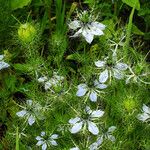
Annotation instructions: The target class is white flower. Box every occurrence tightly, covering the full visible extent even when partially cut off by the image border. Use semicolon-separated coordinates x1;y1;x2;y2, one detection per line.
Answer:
16;100;43;126
68;11;105;44
89;126;116;150
125;66;150;85
69;106;104;135
103;126;117;142
95;56;128;83
76;80;107;102
89;136;103;150
137;104;150;122
0;54;10;70
38;72;64;91
36;131;58;150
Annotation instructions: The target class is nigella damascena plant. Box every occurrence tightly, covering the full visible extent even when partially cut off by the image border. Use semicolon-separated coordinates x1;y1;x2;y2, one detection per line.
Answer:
68;10;106;44
69;106;104;135
95;55;128;83
38;72;64;91
16;100;44;126
36;131;59;150
89;126;116;150
137;104;150;123
0;54;10;71
125;65;150;85
76;80;107;102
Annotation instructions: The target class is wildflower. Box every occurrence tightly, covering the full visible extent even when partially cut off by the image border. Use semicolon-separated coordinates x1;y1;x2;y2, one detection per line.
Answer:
89;126;116;150
137;104;150;122
76;80;107;102
69;106;104;135
125;66;150;84
16;100;43;126
68;10;105;44
95;55;128;83
18;23;36;43
38;72;64;91
89;136;103;150
0;54;10;70
36;131;58;150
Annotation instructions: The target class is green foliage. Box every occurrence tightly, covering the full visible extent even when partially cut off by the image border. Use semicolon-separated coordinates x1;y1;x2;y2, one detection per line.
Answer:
0;0;149;150
11;0;32;10
122;0;140;10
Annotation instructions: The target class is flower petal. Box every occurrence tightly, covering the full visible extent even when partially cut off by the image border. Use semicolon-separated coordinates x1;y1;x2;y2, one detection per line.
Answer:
113;68;124;79
89;91;97;102
107;134;116;142
76;84;88;97
88;121;99;135
115;63;128;71
99;69;109;83
36;136;43;141
89;25;104;36
107;126;117;133
0;55;4;61
50;140;58;146
89;142;98;150
51;134;58;139
69;117;81;124
91;110;104;118
16;110;27;117
41;131;46;136
26;99;33;106
28;115;35;125
95;61;106;68
38;76;48;83
0;61;10;70
42;143;47;150
94;80;107;89
71;28;82;37
36;140;44;146
68;20;81;30
91;22;106;30
82;28;94;44
44;81;52;90
97;136;103;145
142;104;150;114
85;106;92;114
70;121;83;134
137;113;150;122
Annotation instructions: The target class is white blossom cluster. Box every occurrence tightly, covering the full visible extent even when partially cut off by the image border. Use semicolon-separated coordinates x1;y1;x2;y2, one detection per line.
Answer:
14;9;150;150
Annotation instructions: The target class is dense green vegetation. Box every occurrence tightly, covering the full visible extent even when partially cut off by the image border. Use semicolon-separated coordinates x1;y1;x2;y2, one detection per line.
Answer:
0;0;150;150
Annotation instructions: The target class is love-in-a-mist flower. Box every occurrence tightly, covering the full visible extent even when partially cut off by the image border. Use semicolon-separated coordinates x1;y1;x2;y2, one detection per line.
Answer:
89;126;116;150
38;72;64;91
76;80;107;102
16;100;43;126
36;131;58;150
137;104;150;122
68;10;105;44
125;66;150;85
69;106;104;135
0;54;10;70
95;55;128;83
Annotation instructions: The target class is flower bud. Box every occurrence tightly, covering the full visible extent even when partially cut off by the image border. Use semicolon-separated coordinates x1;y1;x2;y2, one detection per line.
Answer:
18;23;36;43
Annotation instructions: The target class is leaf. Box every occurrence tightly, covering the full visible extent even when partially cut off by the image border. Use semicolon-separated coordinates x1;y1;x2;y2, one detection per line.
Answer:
132;24;144;35
122;0;140;10
13;64;33;73
11;0;32;10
